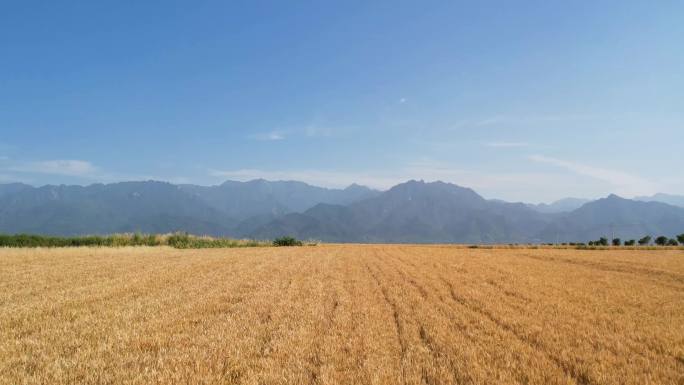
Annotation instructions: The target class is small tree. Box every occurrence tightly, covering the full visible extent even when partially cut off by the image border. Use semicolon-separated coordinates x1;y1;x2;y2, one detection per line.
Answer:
654;236;668;246
638;236;652;246
598;237;608;246
667;238;679;246
612;238;621;246
677;234;684;245
624;239;636;246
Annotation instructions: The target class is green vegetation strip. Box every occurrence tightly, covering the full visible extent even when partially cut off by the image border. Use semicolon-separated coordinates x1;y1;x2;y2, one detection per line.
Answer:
0;234;307;249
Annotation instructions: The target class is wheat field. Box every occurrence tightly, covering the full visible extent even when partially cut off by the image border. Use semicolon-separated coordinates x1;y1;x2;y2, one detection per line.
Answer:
1;245;682;385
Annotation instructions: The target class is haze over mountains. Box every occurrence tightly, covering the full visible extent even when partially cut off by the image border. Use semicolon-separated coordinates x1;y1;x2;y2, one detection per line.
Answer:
1;180;683;243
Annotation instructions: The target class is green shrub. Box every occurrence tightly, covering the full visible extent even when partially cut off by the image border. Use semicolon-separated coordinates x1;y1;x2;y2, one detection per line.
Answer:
273;236;303;247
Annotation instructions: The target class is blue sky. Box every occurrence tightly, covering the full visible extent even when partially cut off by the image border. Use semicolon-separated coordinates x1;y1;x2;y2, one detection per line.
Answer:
1;1;682;202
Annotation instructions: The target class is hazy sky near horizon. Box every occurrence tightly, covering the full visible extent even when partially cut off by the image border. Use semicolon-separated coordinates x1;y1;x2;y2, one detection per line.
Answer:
1;1;682;203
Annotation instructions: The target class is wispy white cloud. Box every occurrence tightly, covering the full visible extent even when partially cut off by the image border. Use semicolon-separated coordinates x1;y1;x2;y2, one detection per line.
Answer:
528;155;659;197
248;131;285;141
484;142;529;148
451;114;592;129
10;160;98;177
1;157;199;185
251;123;346;141
399;97;407;104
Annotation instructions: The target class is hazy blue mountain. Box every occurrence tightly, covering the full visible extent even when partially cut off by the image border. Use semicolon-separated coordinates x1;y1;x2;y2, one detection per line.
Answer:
0;181;236;236
0;183;32;198
0;180;379;237
251;183;684;243
2;180;683;243
180;179;380;221
537;194;684;242
526;197;591;213
635;193;684;208
250;180;552;243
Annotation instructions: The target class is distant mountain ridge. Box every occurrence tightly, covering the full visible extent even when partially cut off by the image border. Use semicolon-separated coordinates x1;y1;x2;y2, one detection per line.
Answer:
248;182;684;243
0;183;32;198
1;180;683;243
635;193;684;208
0;181;235;236
0;180;379;236
537;194;684;242
180;179;379;221
250;180;551;243
526;197;591;213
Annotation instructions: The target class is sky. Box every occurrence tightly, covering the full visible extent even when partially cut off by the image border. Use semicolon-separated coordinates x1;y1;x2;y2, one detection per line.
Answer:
1;1;682;203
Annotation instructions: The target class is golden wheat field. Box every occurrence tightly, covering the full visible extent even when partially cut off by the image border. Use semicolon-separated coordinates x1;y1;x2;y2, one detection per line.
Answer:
1;245;683;385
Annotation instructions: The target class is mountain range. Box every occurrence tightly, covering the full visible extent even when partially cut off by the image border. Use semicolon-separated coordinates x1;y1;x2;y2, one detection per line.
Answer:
1;180;683;243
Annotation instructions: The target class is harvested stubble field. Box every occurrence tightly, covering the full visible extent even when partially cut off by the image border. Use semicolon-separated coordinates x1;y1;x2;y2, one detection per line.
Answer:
1;245;683;385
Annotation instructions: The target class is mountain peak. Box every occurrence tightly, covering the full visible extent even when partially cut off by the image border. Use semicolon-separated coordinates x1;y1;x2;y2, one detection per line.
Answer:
344;183;372;191
379;180;485;209
247;178;269;184
390;180;475;193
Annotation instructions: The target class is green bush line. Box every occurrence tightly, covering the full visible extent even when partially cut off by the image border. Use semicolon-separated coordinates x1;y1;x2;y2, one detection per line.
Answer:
166;234;271;249
272;236;303;247
0;233;279;249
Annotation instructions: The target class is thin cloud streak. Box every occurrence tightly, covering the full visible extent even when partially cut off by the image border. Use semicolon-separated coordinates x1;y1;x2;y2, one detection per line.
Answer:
528;155;659;197
248;131;285;141
2;158;187;184
10;160;98;177
249;125;338;141
485;142;529;148
450;114;593;129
